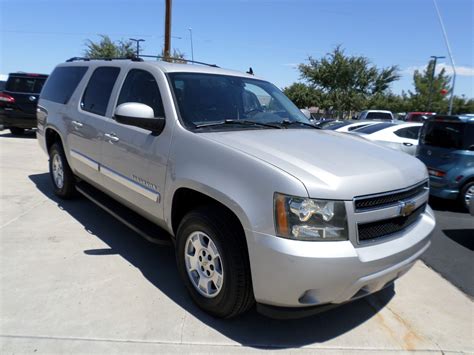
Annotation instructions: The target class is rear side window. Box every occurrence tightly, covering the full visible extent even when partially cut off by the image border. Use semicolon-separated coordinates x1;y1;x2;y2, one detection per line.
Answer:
41;67;88;104
394;126;421;139
81;67;120;116
6;76;46;94
117;69;164;117
420;121;470;149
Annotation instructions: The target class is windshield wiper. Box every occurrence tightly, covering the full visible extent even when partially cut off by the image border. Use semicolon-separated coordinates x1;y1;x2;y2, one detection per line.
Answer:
194;119;282;129
275;120;321;129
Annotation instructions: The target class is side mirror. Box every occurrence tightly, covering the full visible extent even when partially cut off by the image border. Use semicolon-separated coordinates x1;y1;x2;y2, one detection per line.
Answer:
114;103;165;135
300;108;312;120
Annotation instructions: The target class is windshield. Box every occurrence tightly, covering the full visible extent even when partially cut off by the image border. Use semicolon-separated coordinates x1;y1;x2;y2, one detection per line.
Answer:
420;121;474;150
366;112;392;120
354;122;396;134
168;73;310;130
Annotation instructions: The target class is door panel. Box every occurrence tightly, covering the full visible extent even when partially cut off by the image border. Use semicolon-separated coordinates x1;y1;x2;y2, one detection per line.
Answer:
100;68;168;221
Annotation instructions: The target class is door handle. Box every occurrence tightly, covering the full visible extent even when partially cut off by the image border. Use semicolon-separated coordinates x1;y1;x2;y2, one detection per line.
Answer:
403;142;413;146
104;133;119;142
71;120;83;128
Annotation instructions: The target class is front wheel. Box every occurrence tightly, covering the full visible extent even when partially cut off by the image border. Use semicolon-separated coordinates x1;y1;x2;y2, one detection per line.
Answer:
49;143;76;199
176;206;254;318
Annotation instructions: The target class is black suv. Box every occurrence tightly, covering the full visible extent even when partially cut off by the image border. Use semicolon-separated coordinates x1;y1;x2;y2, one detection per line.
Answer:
0;72;48;135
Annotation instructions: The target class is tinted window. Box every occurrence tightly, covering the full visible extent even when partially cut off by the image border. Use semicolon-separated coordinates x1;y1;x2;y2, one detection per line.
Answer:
354;122;396;134
420;121;472;149
325;121;353;130
348;123;371;131
394;126;421;139
366;112;392;120
6;76;46;94
81;67;120;116
117;69;164;117
41;66;88;104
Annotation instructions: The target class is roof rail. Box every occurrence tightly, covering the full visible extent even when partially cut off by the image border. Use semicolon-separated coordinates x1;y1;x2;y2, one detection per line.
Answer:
65;56;143;63
139;54;219;68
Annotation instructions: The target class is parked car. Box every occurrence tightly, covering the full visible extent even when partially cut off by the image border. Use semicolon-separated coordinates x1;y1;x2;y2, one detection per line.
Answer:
351;122;422;155
37;58;435;319
332;120;380;133
417;115;474;210
0;72;48;135
357;110;394;121
405;112;436;122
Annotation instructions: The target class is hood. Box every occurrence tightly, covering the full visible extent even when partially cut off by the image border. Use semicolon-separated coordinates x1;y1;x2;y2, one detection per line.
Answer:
202;129;428;200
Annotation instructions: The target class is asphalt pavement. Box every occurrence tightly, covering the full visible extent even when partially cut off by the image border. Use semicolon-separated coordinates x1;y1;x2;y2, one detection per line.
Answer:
422;197;474;297
0;130;473;354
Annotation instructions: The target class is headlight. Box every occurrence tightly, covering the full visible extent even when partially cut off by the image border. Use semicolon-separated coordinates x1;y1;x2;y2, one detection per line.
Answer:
274;193;348;241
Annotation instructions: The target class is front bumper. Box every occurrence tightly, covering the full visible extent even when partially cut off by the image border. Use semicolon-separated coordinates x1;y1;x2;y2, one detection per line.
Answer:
246;205;435;310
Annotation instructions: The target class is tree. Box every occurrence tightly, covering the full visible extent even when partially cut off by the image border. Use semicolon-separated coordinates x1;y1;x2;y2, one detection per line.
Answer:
407;60;451;113
160;48;187;63
84;35;135;59
297;46;400;117
283;83;321;108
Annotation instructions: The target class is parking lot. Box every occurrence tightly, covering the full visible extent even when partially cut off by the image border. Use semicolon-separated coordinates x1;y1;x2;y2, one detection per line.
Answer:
0;130;473;354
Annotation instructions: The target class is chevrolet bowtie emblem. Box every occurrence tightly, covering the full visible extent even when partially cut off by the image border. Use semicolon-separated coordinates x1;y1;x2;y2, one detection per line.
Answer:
399;201;416;217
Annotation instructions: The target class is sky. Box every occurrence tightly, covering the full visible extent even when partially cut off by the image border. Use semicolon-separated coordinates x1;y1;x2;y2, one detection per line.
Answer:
1;0;473;97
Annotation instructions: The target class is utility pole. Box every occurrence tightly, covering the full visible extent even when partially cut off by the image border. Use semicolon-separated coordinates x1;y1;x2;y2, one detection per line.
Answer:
433;0;456;115
164;0;172;60
428;55;445;111
129;38;145;57
188;27;194;61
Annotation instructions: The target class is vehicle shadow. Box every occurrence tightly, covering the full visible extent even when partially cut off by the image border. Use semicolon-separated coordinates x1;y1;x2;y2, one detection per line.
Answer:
29;172;395;349
429;196;466;213
443;229;474;251
0;129;37;139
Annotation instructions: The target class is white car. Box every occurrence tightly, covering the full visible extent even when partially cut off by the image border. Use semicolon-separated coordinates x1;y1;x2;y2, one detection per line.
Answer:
352;122;423;155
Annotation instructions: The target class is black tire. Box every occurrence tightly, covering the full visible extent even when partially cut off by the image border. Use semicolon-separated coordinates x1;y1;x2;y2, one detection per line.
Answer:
48;142;76;199
459;181;474;211
176;206;254;318
9;127;25;135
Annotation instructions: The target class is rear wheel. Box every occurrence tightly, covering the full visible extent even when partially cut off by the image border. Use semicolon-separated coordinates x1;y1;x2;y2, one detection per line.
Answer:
176;206;254;318
460;181;474;211
9;127;25;135
49;142;76;199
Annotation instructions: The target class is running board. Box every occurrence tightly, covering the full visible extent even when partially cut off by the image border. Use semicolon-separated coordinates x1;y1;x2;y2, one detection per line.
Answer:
76;181;172;246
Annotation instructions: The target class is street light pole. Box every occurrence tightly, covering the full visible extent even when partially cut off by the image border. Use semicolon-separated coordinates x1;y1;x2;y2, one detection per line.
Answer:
188;27;194;61
428;55;445;111
129;38;145;57
433;0;456;115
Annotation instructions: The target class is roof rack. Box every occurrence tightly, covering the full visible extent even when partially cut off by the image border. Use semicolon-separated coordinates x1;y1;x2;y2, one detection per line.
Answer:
65;55;219;68
66;56;143;62
139;54;219;68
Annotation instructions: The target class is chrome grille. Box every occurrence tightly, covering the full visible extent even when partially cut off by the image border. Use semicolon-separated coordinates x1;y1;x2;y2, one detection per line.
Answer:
358;204;426;242
354;181;428;212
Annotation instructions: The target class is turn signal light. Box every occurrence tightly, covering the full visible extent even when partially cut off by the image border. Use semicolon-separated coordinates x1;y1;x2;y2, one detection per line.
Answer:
428;168;446;177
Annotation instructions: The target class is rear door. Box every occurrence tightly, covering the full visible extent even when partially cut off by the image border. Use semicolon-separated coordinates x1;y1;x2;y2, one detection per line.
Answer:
68;66;121;183
392;126;421;155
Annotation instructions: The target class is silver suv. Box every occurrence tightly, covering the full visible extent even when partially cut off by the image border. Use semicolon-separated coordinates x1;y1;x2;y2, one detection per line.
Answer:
37;58;435;318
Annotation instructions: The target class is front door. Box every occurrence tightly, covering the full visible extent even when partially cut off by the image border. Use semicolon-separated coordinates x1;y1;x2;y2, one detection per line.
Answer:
100;68;169;222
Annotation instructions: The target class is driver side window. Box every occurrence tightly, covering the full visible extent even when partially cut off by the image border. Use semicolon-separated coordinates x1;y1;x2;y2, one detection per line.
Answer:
117;69;165;117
